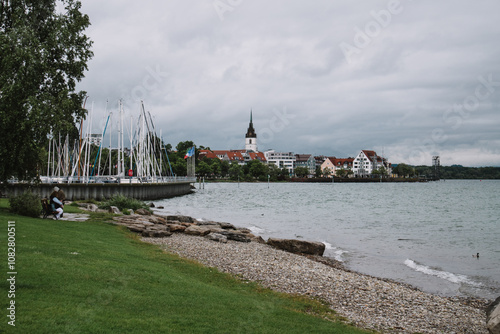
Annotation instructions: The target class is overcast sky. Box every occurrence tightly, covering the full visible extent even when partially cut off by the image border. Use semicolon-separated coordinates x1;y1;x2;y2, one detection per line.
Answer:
76;0;500;167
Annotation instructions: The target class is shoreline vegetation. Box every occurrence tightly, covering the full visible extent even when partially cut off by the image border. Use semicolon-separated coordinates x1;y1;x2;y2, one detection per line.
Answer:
0;198;492;333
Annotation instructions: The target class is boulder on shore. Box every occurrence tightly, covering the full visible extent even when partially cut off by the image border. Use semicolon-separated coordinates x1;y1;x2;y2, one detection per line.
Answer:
219;230;251;243
205;233;228;243
166;215;194;223
135;208;152;216
266;238;325;256
184;225;214;236
108;206;121;214
487;296;500;334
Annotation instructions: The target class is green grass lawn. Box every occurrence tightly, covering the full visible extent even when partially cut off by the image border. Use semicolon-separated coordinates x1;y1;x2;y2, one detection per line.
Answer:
0;199;369;333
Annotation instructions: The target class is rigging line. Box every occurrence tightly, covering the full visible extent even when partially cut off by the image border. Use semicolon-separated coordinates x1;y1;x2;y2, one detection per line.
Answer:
163;138;174;177
91;112;111;177
147;110;163;177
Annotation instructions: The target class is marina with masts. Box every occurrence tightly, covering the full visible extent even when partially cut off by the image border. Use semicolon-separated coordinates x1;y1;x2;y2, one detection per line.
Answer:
42;100;195;185
6;100;196;201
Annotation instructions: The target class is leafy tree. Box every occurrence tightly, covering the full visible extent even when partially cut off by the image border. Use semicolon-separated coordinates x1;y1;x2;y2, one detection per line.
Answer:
176;141;195;159
0;0;93;184
220;160;230;178
294;166;309;177
372;167;388;178
196;161;212;177
171;159;187;176
267;163;281;181
393;163;415;178
315;166;323;178
248;159;266;180
278;167;290;181
228;162;243;181
336;168;348;178
209;159;222;177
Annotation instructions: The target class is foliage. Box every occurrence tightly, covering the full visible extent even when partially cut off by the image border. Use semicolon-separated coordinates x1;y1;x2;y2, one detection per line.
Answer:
392;163;415;177
322;167;332;178
248;159;267;180
315;166;322;177
228;162;243;181
372;167;389;177
8;190;41;217
100;195;149;212
294;166;309;177
414;165;500;179
0;0;93;183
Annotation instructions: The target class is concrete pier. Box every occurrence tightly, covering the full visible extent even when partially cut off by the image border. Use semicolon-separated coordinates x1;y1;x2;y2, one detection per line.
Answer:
3;181;194;201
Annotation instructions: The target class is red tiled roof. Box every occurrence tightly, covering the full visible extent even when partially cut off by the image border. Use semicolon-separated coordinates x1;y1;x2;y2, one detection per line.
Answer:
362;150;377;159
226;151;244;161
249;152;267;162
199;149;218;159
332;158;354;166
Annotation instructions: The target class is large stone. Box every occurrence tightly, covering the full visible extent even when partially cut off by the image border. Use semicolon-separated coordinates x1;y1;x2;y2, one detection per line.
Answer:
127;225;145;233
219;231;251;243
197;221;220;226
108;206;121;214
167;224;187;233
266;238;325;256
147;215;167;225
135;208;152;216
141;225;171;238
219;222;236;230
487;296;500;334
184;225;212;236
205;233;228;243
166;215;194;223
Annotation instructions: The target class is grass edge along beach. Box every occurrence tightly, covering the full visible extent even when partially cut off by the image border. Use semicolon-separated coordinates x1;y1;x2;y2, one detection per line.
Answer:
0;199;368;334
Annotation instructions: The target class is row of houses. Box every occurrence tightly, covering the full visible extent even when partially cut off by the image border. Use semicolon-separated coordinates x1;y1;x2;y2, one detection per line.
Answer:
199;148;391;178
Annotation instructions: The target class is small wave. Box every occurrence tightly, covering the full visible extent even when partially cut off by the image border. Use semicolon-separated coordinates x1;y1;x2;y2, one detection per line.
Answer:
248;226;265;235
322;241;333;250
404;259;480;286
333;249;348;262
322;242;348;262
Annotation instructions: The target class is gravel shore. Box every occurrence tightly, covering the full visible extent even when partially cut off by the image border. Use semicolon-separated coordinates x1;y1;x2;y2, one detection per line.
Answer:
143;234;489;333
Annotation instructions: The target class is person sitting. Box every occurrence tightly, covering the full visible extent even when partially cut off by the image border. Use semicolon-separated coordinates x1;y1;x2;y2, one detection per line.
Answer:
49;186;64;220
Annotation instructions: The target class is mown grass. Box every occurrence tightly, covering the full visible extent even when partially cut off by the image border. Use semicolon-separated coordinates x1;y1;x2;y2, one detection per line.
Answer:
0;199;369;333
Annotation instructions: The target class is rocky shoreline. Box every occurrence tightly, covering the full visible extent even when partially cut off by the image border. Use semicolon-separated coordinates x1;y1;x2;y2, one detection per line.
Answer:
111;210;492;333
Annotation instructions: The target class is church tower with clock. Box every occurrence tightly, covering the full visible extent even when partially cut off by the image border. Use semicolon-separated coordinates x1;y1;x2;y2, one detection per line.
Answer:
245;111;257;152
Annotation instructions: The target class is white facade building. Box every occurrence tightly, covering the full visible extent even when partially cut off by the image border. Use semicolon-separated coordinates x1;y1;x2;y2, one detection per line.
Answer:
352;150;390;177
264;150;296;175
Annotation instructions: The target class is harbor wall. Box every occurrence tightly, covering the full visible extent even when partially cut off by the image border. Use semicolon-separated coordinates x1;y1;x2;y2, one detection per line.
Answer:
3;182;194;201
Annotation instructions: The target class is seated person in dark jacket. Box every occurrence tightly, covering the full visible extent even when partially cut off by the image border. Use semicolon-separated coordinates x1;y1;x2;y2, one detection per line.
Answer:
49;186;64;220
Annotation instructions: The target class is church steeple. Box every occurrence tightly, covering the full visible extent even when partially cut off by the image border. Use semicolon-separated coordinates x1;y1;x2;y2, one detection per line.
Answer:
245;110;257;152
246;110;256;139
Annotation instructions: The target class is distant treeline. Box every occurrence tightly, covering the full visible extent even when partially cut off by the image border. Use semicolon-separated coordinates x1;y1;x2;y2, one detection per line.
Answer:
414;165;500;179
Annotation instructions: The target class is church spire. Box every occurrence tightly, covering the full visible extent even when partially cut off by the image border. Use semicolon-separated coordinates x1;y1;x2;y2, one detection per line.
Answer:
246;110;256;138
245;110;257;152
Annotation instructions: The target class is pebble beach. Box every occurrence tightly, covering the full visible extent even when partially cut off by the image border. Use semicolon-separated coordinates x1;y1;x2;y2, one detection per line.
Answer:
143;233;489;334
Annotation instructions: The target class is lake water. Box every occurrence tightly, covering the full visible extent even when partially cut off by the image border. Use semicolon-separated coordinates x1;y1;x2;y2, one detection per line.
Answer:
154;180;500;301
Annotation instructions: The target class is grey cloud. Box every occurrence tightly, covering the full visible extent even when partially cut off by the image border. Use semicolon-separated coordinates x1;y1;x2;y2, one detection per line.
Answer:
77;0;500;167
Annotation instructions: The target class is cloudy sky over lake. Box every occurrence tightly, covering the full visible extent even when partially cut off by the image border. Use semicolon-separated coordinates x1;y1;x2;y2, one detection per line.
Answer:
77;0;500;167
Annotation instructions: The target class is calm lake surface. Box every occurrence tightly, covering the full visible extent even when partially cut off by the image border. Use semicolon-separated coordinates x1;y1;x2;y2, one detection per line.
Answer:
154;180;500;300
